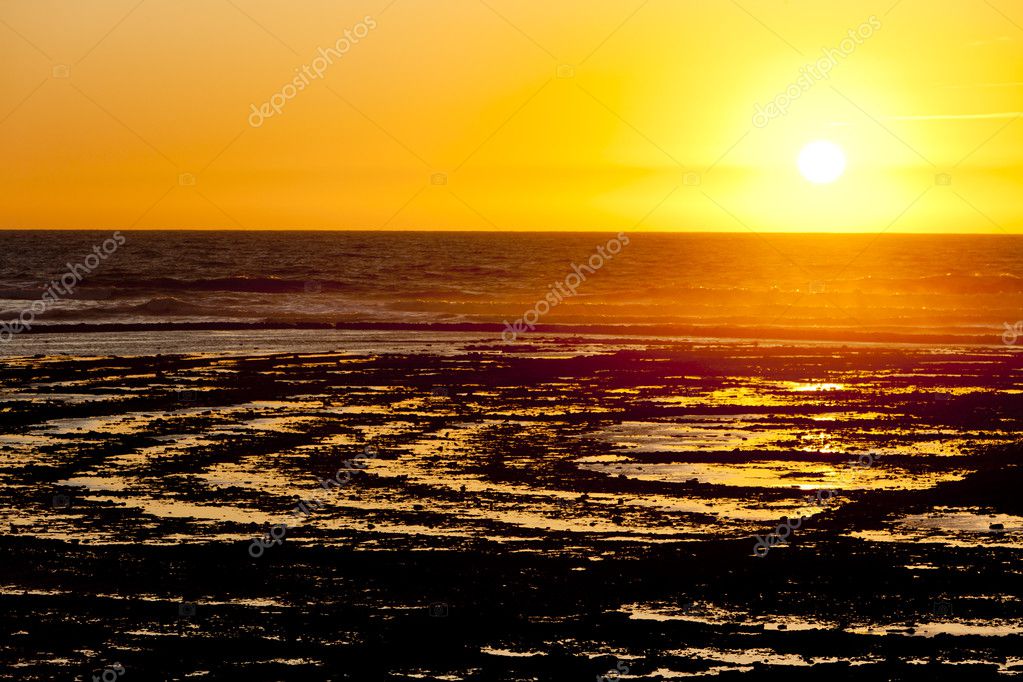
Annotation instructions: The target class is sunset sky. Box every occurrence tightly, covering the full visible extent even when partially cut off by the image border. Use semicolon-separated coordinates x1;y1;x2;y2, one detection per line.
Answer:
1;0;1020;231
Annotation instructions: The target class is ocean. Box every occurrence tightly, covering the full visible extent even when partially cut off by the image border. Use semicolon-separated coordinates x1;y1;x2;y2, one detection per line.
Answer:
1;231;1022;349
3;231;1023;679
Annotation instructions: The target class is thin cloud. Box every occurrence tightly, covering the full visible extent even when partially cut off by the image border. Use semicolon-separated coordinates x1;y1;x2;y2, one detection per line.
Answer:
939;81;1023;89
963;36;1014;46
883;112;1023;121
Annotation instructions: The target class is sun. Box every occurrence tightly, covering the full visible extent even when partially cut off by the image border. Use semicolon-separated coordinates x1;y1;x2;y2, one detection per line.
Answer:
797;140;846;184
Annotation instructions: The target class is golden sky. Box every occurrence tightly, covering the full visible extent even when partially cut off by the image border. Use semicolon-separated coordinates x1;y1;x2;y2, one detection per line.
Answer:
1;0;1020;231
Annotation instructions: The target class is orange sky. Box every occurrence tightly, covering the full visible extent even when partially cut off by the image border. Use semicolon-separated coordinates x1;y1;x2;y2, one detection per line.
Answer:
1;0;1020;231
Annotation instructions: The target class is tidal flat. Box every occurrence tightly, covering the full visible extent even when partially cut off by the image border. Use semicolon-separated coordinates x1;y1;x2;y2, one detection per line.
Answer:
1;335;1021;680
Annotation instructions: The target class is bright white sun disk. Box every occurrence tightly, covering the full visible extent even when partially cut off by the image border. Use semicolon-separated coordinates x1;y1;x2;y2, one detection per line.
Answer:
798;140;846;184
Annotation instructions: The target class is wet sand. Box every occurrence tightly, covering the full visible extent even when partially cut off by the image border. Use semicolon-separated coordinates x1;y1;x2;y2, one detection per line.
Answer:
1;334;1022;680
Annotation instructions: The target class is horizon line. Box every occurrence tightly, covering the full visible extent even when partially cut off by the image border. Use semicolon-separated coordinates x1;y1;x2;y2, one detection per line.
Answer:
0;228;1020;236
